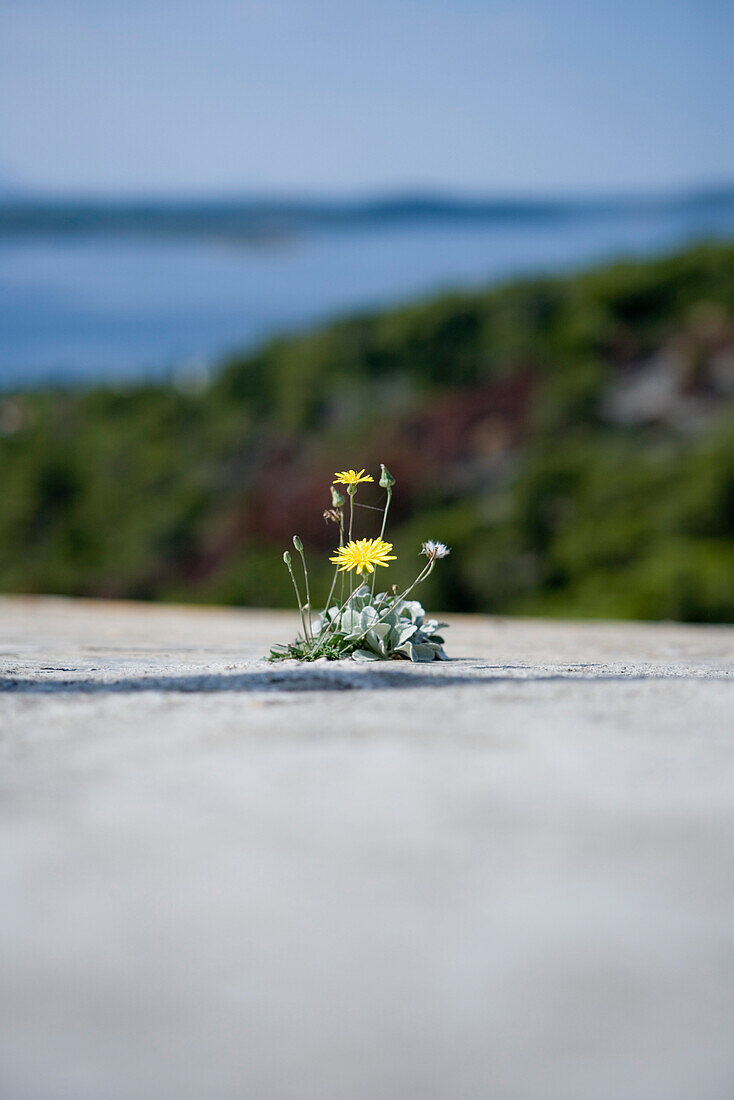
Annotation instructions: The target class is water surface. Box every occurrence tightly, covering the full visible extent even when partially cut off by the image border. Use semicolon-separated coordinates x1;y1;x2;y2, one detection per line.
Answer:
1;201;733;387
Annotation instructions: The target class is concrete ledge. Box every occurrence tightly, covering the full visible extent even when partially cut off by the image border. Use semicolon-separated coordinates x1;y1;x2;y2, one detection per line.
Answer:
1;597;733;1099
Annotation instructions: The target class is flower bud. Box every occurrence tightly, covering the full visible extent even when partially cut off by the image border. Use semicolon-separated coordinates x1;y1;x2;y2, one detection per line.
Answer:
292;535;303;552
283;551;292;566
379;463;396;489
330;485;345;508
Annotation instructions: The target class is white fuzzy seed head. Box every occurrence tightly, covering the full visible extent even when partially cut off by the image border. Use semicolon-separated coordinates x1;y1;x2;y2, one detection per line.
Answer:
421;540;450;561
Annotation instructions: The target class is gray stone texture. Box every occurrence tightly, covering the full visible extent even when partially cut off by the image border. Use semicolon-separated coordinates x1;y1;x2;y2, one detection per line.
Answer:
1;596;733;1100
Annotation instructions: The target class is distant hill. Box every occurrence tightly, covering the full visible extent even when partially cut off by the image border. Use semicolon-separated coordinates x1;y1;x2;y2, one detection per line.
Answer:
2;187;734;243
1;241;733;621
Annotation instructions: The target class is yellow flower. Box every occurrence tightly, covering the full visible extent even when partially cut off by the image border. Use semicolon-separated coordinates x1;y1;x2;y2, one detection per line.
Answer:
329;537;396;575
332;468;374;487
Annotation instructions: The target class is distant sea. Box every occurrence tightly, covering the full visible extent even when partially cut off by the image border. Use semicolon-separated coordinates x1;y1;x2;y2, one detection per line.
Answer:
1;192;733;388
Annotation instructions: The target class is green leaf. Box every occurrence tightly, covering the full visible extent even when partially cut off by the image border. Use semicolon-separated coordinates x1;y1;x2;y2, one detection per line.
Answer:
365;622;392;656
410;643;438;662
351;649;384;662
399;600;425;623
394;622;418;647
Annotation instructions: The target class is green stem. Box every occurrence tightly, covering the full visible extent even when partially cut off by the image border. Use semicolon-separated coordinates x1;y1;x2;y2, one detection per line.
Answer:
285;560;309;643
322;512;344;621
371;486;392;598
339;512;345;605
347;488;356;600
310;581;367;657
295;544;313;643
323;567;340;618
379;490;392;540
311;513;352;658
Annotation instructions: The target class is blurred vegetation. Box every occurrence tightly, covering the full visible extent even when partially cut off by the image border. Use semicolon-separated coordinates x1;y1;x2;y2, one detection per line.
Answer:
1;241;734;621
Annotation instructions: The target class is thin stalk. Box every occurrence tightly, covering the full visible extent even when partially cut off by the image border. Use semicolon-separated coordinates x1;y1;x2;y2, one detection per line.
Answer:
323;567;340;619
347;487;356;600
284;559;309;643
379;489;392;540
322;511;344;620
310;581;367;657
339;512;345;605
371;486;392;598
295;543;313;643
348;490;355;542
311;512;355;657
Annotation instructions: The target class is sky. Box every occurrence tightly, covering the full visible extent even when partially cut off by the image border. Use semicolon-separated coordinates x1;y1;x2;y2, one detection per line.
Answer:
0;0;732;197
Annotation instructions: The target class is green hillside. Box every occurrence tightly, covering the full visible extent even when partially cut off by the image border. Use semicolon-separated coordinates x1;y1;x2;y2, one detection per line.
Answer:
2;241;734;621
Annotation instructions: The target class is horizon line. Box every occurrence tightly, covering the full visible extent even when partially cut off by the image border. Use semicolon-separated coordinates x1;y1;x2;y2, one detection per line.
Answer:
3;179;734;207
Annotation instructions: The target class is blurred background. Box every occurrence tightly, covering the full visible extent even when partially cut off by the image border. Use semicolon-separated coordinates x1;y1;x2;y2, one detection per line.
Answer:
1;0;733;619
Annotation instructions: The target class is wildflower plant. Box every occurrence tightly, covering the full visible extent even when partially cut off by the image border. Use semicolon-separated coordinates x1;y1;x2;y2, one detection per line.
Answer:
269;465;450;663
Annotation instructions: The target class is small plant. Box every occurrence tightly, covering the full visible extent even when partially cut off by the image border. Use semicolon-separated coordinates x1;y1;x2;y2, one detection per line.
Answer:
269;466;450;662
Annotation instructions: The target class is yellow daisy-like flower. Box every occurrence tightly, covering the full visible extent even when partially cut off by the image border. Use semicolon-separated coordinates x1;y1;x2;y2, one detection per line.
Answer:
332;468;374;487
329;537;396;575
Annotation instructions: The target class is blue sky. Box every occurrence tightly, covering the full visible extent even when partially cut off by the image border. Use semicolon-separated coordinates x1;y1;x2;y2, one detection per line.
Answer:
0;0;732;196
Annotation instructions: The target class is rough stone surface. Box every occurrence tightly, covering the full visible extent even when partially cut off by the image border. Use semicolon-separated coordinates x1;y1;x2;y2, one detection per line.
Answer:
1;595;733;1100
